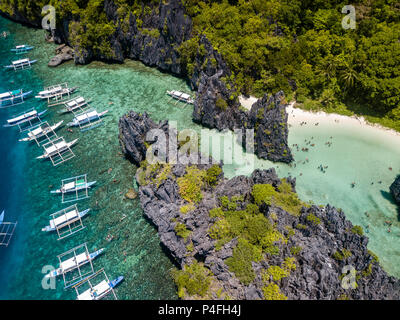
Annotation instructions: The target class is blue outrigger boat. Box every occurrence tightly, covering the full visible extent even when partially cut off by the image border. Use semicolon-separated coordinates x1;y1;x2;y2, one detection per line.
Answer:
3;108;47;128
11;45;34;54
44;248;105;280
4;58;37;71
0;89;32;108
76;275;124;300
0;210;4;224
41;208;90;233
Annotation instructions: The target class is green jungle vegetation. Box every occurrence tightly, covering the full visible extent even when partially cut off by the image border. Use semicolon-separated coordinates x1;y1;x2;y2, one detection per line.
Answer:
1;0;399;130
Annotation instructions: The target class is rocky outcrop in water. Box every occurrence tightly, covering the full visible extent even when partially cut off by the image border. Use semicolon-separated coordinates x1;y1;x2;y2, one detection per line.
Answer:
390;175;400;205
48;44;74;67
119;111;170;166
119;111;400;300
1;0;293;164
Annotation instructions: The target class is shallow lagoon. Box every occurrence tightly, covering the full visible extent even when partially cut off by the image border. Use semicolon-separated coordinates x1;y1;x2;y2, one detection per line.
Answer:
0;16;399;300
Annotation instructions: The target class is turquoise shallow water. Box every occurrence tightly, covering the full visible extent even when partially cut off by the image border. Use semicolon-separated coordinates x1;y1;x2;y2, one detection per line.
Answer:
0;16;400;300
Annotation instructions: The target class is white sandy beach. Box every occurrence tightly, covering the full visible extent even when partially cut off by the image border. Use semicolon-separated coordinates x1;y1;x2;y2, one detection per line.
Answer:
286;102;400;141
239;95;400;140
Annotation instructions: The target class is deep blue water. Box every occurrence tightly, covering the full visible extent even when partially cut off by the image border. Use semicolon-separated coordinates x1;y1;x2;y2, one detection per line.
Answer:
0;18;43;298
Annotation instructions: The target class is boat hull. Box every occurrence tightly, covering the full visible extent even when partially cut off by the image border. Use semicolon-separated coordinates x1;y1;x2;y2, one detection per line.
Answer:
36;138;78;159
44;248;105;279
35;87;78;99
18;121;63;142
41;208;90;232
50;181;96;194
3;109;47;127
0;90;32;108
67;110;109;127
4;59;37;69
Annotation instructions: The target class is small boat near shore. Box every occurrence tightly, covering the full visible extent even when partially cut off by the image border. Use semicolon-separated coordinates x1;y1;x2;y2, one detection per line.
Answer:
3;108;47;128
67;109;108;130
36;138;78;159
4;58;37;70
19;121;63;143
75;270;124;300
42;207;90;233
67;109;109;127
58;96;90;114
51;179;96;195
11;44;34;54
35;83;78;100
167;90;194;104
0;89;32;108
44;248;104;279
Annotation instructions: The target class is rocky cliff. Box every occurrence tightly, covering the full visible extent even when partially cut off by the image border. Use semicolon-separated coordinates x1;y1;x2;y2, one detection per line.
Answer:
390;175;400;205
119;111;400;300
1;0;292;163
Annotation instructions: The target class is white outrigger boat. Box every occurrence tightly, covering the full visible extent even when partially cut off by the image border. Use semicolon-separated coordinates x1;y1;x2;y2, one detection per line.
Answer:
58;96;90;114
75;273;124;300
19;121;63;143
11;44;34;54
67;109;109;128
0;210;17;247
44;248;104;279
4;58;37;70
3;109;47;128
35;83;77;100
42;207;90;233
0;89;32;108
36;138;78;159
167;90;194;104
51;178;96;195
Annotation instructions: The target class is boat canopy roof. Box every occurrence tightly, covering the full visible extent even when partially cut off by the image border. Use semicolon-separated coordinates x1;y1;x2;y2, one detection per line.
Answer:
12;58;29;65
64;181;76;190
60;252;88;271
39;86;62;96
30;126;44;136
7;110;36;123
45;140;68;154
77;280;110;300
76;110;98;122
0;90;23;99
50;209;78;228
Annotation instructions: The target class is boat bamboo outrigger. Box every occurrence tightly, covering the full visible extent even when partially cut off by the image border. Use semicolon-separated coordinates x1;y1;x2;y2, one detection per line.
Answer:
0;210;17;247
167;90;194;105
3;108;47;132
37;137;78;166
19;121;63;146
45;243;104;289
58;96;90;114
42;204;90;240
51;174;96;204
73;269;123;300
0;89;32;108
11;45;34;54
67;109;109;132
4;58;37;71
35;83;78;107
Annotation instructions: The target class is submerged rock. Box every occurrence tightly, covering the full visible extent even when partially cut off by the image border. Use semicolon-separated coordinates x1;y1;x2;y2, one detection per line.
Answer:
125;188;138;200
48;44;74;67
390;175;400;204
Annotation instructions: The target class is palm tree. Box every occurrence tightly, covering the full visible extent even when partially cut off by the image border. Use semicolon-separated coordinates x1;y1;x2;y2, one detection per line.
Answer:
339;63;358;90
